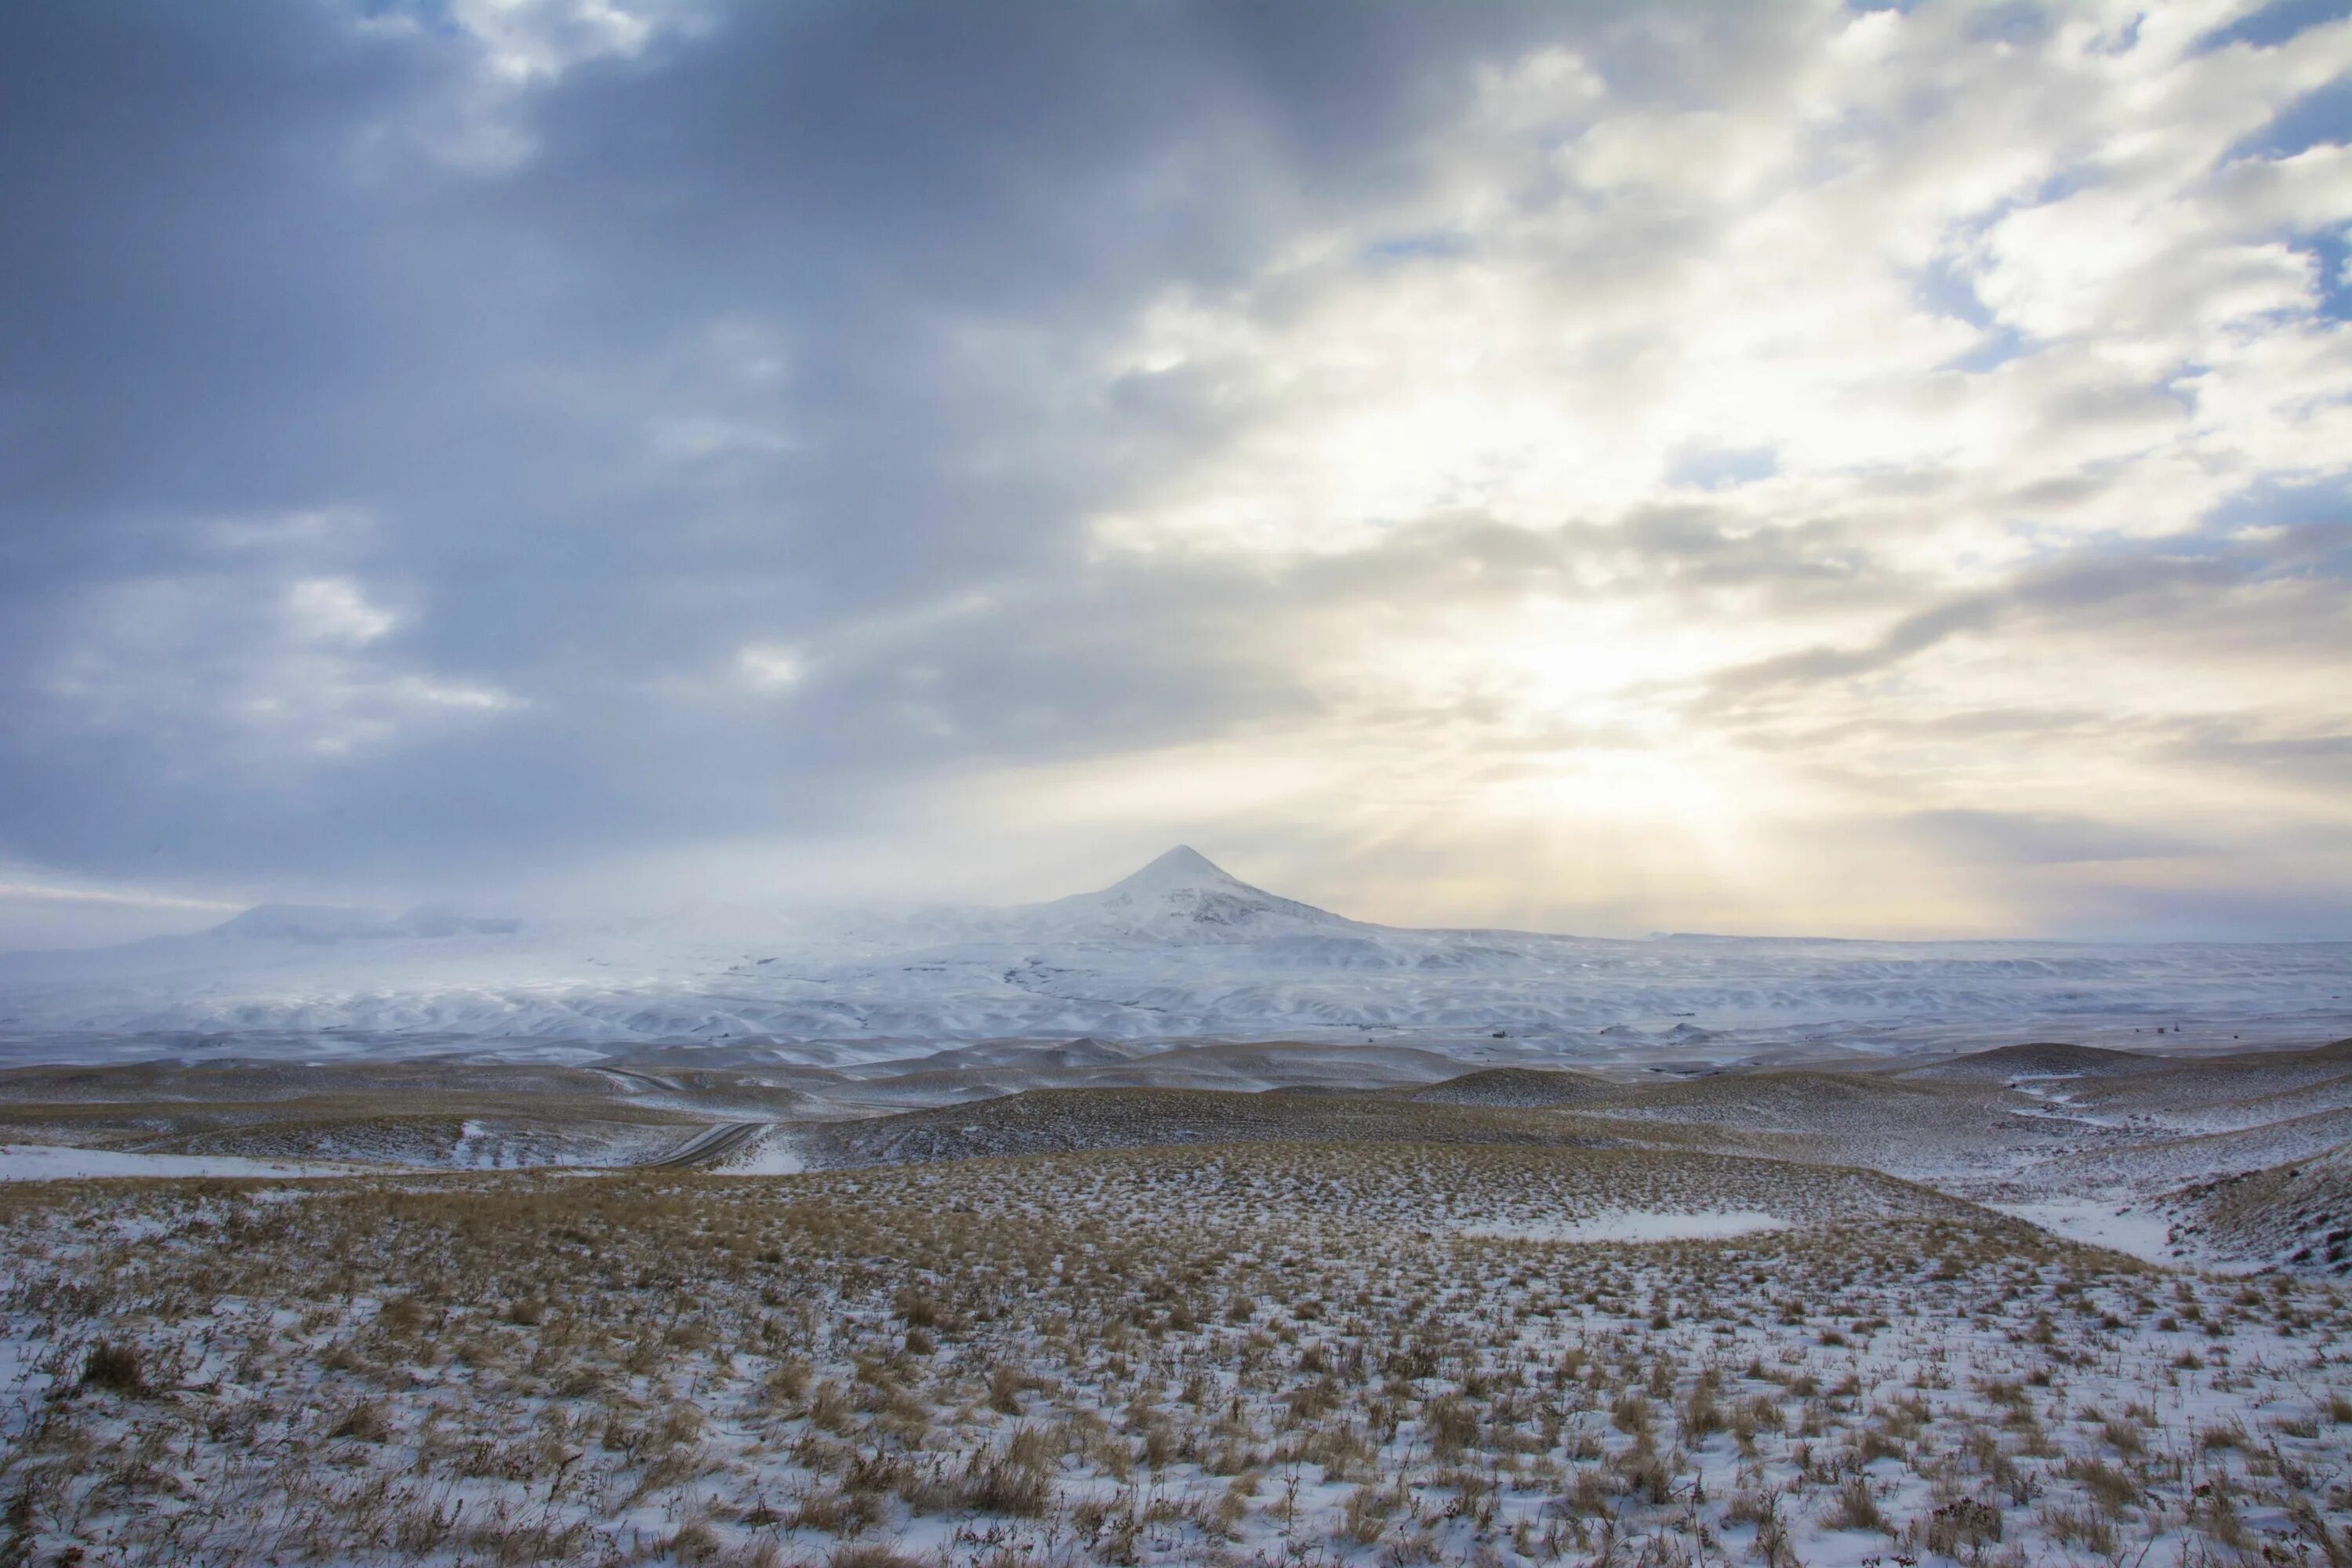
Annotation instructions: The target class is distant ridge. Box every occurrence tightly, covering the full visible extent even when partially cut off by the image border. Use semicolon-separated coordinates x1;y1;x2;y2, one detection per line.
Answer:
0;846;2343;1055
216;905;521;943
1900;1042;2156;1080
1401;1067;1610;1107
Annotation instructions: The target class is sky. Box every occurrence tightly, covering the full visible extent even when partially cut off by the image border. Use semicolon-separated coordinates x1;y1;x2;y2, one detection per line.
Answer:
1;0;2349;948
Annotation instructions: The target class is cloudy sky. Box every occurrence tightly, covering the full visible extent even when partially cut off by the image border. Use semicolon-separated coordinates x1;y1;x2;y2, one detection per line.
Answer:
2;0;2348;946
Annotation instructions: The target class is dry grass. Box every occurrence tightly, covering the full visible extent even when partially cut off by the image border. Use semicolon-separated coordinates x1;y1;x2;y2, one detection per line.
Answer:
0;1140;2344;1566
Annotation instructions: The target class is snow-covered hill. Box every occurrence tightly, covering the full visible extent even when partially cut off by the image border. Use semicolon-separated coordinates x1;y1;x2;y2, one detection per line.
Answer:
1018;845;1357;940
0;848;2345;1064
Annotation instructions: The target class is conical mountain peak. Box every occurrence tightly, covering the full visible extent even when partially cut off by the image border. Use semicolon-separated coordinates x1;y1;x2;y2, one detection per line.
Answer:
1032;847;1353;940
1109;845;1244;895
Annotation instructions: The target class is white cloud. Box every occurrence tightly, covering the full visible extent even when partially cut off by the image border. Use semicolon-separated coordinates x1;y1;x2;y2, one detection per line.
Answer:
41;568;519;764
1094;6;2352;568
0;876;236;911
353;0;710;172
442;0;667;85
0;869;243;950
735;643;806;691
1046;0;2352;931
285;577;398;645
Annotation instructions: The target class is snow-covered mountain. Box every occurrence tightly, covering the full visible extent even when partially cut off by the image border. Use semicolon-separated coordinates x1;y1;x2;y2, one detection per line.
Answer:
0;849;2345;1063
1018;845;1357;941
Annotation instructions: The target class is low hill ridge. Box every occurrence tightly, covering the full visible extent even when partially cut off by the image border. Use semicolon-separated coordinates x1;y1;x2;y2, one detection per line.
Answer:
1401;1067;1610;1107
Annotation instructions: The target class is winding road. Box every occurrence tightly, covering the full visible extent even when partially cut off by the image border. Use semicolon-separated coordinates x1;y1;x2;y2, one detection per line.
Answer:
641;1120;775;1169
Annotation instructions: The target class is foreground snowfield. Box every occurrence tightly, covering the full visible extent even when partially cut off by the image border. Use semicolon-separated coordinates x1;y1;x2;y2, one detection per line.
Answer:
2;851;2345;1062
2;1146;2346;1568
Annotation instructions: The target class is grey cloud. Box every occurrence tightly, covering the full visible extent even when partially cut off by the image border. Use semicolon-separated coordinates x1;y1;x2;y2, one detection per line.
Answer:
1697;538;2310;709
1269;506;1895;612
1902;810;2201;866
1704;593;2005;702
2024;882;2352;945
1606;509;1878;592
2160;723;2352;791
0;0;1600;887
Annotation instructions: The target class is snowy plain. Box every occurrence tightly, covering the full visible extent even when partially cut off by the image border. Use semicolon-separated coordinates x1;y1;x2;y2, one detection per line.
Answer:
4;1145;2347;1567
0;849;2343;1069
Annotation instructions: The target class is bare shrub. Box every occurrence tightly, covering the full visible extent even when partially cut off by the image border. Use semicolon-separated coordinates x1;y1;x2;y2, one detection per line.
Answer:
329;1399;393;1442
80;1340;143;1396
1917;1497;2002;1558
1824;1476;1885;1534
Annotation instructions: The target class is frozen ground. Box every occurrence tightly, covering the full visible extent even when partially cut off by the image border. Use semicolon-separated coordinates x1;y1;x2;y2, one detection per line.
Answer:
2;1145;2347;1568
6;1033;2352;1272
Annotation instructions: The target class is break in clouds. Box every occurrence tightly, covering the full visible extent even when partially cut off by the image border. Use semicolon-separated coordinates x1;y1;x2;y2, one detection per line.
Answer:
1;0;2348;945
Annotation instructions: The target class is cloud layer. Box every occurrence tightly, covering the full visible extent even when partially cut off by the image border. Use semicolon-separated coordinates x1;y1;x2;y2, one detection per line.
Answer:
1;0;2347;941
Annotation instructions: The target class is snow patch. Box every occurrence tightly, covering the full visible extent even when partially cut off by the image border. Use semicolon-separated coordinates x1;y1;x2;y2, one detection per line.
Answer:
1988;1198;2188;1266
1462;1209;1790;1244
719;1130;808;1174
0;1144;350;1181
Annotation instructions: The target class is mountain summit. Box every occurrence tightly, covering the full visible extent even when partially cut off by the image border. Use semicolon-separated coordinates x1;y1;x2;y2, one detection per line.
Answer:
1026;846;1355;940
1104;845;1249;897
